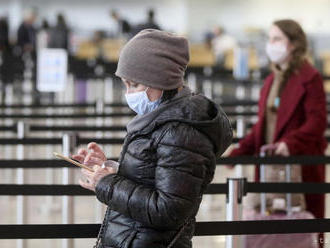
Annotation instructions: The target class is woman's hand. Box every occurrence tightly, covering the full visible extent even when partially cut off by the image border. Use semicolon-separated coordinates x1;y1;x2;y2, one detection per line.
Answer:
79;165;117;192
274;142;290;156
72;142;107;167
260;142;290;156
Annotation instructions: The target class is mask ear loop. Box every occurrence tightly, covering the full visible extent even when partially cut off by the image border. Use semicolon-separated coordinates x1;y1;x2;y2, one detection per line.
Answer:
144;87;152;101
145;87;164;102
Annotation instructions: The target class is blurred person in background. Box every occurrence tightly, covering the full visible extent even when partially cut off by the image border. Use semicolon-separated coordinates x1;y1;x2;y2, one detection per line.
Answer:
131;8;161;37
48;13;70;50
17;8;38;54
16;8;39;104
204;30;215;50
229;19;326;222
211;26;237;66
0;15;11;103
0;16;10;52
72;29;232;248
36;19;49;51
92;30;106;59
110;9;131;38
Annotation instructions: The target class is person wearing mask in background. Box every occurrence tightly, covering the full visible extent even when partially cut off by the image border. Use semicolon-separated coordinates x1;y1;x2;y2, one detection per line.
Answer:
131;9;161;38
228;19;326;246
110;9;131;38
48;14;70;50
17;8;37;54
72;29;232;248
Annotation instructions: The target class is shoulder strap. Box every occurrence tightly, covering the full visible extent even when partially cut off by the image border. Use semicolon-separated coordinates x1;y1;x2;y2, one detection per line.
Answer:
167;218;193;248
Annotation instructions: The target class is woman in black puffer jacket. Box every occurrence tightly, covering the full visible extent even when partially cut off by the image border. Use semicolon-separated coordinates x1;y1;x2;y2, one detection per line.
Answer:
73;29;232;248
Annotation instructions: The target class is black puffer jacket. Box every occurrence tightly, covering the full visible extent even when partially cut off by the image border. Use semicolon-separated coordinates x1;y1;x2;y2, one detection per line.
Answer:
95;87;232;248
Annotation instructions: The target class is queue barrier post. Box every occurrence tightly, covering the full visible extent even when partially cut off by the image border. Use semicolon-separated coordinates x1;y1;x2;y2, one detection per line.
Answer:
235;117;246;178
62;132;78;248
16;121;29;248
95;99;105;114
226;178;246;248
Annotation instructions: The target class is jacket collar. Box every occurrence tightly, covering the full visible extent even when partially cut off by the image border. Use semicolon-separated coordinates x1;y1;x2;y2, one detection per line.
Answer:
126;86;192;134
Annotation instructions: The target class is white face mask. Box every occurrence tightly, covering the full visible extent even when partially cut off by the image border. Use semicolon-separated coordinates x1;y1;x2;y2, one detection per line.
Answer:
125;88;162;115
266;42;289;64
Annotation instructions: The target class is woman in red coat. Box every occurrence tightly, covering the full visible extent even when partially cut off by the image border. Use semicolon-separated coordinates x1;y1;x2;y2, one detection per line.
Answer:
230;19;327;220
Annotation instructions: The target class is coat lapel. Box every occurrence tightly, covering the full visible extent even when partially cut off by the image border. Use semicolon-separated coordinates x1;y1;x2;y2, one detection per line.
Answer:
258;75;273;124
274;73;306;141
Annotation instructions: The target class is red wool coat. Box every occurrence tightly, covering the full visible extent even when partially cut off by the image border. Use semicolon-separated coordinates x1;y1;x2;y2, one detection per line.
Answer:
230;61;327;218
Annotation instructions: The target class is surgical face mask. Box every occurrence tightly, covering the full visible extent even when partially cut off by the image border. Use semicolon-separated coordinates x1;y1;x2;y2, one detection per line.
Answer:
125;88;162;115
266;42;289;64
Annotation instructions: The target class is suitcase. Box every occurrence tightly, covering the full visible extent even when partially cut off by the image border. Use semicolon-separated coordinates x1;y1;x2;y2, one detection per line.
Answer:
243;152;318;248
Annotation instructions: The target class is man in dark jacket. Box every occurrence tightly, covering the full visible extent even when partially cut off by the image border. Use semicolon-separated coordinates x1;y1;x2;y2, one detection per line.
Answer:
0;17;10;51
73;29;232;248
17;9;37;53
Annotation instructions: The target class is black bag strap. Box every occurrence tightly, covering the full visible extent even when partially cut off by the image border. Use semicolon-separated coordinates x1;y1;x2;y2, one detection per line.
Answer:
167;218;193;248
93;207;110;248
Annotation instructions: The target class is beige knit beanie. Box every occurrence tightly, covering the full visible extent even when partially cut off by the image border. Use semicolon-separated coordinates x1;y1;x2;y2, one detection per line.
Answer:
115;29;189;90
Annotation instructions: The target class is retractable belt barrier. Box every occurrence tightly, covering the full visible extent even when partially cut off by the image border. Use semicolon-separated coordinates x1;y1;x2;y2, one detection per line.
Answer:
0;137;125;145
0;124;127;132
1;155;330;167
0;99;259;109
0;102;127;109
1;156;330;239
1;182;330;196
1;182;330;238
0;112;136;119
2;98;330;109
3;136;330;145
1;156;330;196
2;109;330;119
2;218;329;239
1;122;330;133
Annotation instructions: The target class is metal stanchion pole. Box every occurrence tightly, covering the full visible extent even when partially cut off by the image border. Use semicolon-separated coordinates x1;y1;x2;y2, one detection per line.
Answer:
62;132;77;248
226;178;246;248
16;121;29;248
214;80;223;98
42;107;61;214
235;84;246;100
235;117;246;178
95;98;105;115
95;99;105;222
187;73;197;93
251;84;261;101
260;152;266;216
104;77;114;104
202;79;213;99
285;164;292;216
3;105;13;184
